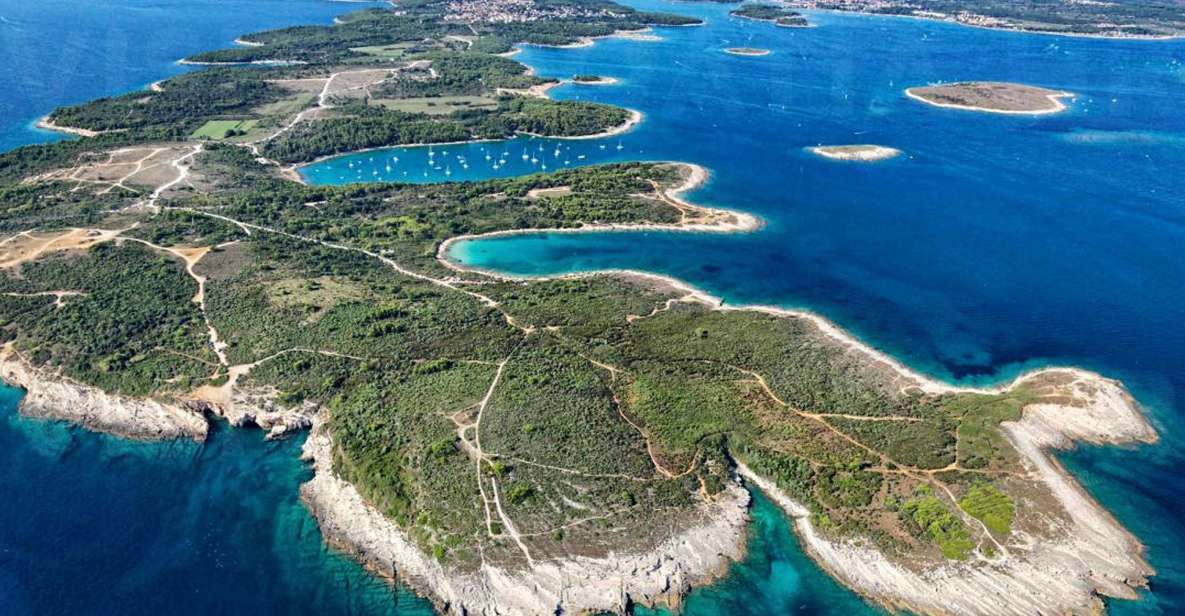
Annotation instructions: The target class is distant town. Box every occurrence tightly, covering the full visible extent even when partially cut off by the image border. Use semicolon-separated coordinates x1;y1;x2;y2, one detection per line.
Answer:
445;0;617;23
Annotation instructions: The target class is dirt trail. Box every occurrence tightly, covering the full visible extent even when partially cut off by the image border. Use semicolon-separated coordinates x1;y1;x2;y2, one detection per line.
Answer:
122;237;226;366
168;207;534;334
473;357;511;540
0;228;126;269
2;290;86;308
732;363;1012;556
136;145;202;210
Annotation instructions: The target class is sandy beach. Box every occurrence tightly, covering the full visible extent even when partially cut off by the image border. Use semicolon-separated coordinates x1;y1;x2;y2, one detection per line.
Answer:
541;108;643;140
34;116;101;138
435;162;762;272
429;147;1161;613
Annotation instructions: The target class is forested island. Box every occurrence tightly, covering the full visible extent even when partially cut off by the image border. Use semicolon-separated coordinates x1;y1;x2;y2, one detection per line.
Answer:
0;0;1159;614
730;4;810;27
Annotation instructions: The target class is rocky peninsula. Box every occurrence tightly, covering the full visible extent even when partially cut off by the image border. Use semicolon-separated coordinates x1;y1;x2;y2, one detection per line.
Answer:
0;0;1163;614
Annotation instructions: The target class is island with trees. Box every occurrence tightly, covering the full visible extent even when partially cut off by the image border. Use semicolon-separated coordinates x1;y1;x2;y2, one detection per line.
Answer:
730;4;810;27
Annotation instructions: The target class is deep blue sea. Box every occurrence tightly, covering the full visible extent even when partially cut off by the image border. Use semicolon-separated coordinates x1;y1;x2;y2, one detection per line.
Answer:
4;0;1185;614
0;0;376;151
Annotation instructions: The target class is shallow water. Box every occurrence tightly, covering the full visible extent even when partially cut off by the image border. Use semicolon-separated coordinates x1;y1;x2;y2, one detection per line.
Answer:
635;489;887;616
433;1;1185;612
3;0;1185;613
0;389;435;615
0;0;431;614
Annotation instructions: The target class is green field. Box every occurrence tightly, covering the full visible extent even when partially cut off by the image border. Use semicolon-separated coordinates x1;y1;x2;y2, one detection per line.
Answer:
374;96;499;115
191;119;259;140
255;93;315;118
350;43;416;59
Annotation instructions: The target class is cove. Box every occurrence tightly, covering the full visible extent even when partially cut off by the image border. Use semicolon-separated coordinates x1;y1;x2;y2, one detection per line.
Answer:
634;488;886;616
298;134;647;184
0;0;1182;613
431;0;1185;612
0;385;436;615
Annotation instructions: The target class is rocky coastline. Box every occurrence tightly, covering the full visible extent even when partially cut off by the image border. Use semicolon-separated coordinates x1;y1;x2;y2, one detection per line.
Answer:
739;367;1156;616
0;347;208;441
300;417;751;615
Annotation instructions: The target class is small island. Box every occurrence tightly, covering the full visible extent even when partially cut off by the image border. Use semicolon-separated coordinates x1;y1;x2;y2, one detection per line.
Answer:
809;145;901;162
571;74;619;85
906;82;1073;115
724;47;771;56
730;4;810;27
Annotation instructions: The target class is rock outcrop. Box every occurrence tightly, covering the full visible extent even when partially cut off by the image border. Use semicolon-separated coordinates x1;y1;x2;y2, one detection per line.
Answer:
740;368;1156;616
0;352;208;441
300;418;751;615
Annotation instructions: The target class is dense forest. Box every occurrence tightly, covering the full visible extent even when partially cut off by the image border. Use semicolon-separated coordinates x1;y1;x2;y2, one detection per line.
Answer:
730;3;809;26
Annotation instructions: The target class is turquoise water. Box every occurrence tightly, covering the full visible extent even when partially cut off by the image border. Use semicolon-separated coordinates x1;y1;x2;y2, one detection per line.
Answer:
0;390;435;615
435;1;1185;612
636;489;887;616
3;0;1185;614
0;0;431;614
299;134;644;184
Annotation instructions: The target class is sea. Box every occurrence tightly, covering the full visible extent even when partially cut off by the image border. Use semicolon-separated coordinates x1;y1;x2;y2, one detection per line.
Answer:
3;0;1185;614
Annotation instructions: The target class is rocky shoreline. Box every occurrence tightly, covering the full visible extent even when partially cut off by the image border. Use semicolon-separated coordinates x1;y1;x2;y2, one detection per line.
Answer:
299;417;751;615
739;367;1156;616
437;201;1160;614
0;348;208;441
